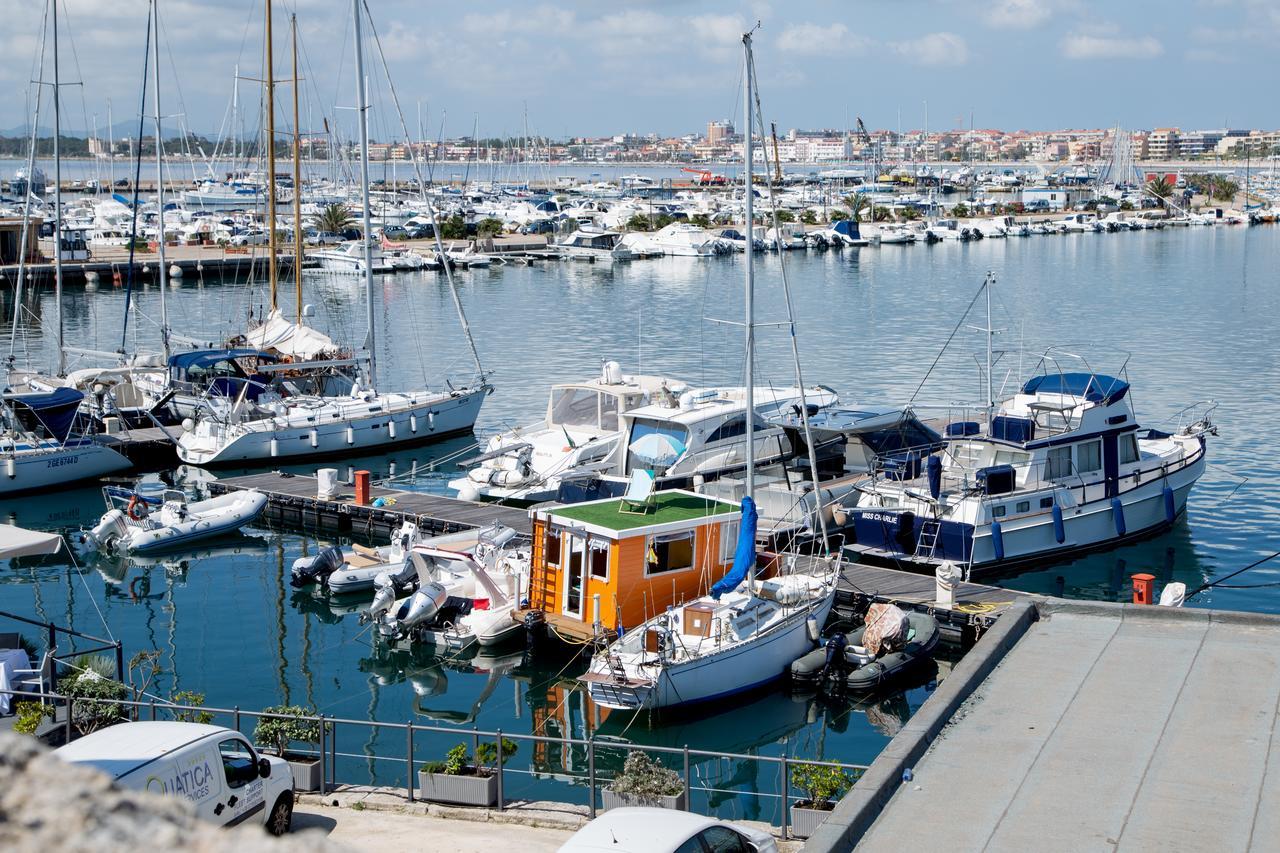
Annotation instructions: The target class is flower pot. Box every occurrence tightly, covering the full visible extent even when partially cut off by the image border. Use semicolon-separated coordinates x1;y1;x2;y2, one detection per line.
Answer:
286;755;322;792
417;769;498;807
789;803;835;839
602;789;687;811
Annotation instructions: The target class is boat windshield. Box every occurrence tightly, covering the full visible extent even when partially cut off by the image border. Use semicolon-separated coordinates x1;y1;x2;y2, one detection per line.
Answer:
550;388;604;429
626;418;691;472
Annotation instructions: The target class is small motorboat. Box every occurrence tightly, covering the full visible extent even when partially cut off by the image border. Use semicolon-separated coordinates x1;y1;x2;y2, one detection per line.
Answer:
83;485;267;554
790;605;940;693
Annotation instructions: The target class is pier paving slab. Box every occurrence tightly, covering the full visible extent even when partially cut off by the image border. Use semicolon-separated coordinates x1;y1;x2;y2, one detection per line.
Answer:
854;604;1280;853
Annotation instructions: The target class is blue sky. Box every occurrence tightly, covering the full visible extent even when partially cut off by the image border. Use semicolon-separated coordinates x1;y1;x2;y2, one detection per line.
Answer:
2;0;1276;140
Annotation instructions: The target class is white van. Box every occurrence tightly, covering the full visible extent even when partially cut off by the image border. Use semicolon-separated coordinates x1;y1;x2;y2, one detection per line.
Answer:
55;721;294;835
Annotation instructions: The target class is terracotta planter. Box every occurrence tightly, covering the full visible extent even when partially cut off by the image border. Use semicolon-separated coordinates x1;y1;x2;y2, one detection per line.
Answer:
287;755;321;792
602;790;687;811
417;769;498;807
789;803;835;839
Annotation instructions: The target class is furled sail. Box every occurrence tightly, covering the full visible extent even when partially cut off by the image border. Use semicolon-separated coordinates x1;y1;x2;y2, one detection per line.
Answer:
710;495;757;599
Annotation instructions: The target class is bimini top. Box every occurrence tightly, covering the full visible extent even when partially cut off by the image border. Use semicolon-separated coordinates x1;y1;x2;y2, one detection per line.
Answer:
5;387;84;442
167;348;276;373
1021;372;1129;405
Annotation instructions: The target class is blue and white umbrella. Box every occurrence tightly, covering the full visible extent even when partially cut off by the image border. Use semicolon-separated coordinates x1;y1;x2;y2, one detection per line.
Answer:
628;432;687;466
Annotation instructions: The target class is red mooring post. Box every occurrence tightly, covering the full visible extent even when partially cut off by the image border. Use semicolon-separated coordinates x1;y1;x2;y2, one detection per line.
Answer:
1131;573;1156;605
354;470;371;506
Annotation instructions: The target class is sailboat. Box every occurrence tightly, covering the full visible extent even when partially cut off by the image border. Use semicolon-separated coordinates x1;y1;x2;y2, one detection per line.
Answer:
580;31;837;712
175;0;490;466
0;0;131;496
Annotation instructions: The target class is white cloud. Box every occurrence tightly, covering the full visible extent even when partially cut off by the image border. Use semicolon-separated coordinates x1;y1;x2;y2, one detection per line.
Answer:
1060;32;1164;59
983;0;1053;29
888;32;969;66
776;22;868;57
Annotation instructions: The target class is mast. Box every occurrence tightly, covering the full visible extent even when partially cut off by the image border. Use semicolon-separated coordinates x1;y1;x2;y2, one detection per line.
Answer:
352;0;376;390
290;14;303;326
265;0;278;313
10;0;50;361
52;0;64;376
151;0;170;360
743;31;755;504
985;272;994;424
107;99;115;188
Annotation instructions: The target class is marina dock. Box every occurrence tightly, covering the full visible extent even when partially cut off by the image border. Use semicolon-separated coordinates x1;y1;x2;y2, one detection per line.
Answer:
208;471;530;538
96;425;179;468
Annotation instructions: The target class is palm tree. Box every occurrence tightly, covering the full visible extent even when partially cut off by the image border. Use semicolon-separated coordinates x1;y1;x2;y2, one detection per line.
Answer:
872;206;891;222
1211;177;1239;203
898;206;921;222
1147;176;1174;208
313;203;353;235
844;193;871;222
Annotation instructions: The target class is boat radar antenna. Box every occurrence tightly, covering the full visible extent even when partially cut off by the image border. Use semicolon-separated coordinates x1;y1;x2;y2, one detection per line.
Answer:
963;272;1002;426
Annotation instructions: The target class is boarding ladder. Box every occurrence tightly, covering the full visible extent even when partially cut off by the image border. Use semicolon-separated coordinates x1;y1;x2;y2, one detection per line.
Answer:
526;527;558;612
916;518;943;562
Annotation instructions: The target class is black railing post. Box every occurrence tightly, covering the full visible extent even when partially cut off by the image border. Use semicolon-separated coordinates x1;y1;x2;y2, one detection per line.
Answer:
233;705;240;734
65;697;73;744
114;642;124;684
683;746;691;808
150;700;156;721
587;736;597;819
781;754;790;840
406;720;414;803
319;714;327;797
495;729;504;811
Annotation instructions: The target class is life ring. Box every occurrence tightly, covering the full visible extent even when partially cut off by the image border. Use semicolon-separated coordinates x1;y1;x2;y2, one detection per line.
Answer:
127;495;149;521
129;576;144;602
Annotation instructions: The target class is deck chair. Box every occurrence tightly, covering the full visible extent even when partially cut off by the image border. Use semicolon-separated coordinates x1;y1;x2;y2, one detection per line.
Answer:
619;469;657;514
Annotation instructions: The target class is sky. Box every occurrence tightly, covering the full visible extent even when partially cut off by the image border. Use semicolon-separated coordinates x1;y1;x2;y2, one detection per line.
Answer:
1;0;1276;142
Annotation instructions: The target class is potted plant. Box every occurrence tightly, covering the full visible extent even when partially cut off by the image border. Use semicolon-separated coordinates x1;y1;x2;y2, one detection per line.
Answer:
602;751;686;811
254;705;323;792
789;762;856;839
417;738;519;807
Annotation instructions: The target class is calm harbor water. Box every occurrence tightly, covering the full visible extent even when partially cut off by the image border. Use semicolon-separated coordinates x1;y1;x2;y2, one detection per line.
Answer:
2;225;1277;818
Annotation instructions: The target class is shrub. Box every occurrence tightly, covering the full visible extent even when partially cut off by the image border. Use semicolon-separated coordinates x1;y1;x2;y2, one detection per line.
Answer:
476;217;504;237
421;742;471;776
58;656;128;737
474;738;518;775
172;691;213;725
254;705;321;757
689;213;712;229
775;209;795;223
951;202;970;218
625;213;653;232
609;751;683;800
799;210;818;225
440;214;468;240
791;762;855;810
13;701;51;736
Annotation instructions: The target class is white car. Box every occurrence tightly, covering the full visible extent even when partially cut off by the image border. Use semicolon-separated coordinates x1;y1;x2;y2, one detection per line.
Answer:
55;721;294;835
559;807;778;853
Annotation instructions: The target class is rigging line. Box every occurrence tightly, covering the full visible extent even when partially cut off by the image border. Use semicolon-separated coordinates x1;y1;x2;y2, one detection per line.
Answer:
120;1;154;352
1188;549;1280;597
360;0;487;383
907;276;989;406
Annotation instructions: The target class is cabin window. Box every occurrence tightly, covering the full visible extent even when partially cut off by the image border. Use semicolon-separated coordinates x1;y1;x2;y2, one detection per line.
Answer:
1040;496;1054;509
1046;446;1073;480
589;539;609;580
708;416;746;444
600;395;620;432
647;532;695;576
219;739;257;789
720;520;740;563
550;388;600;428
1077;440;1102;474
1119;433;1140;464
1016;500;1031;513
627;419;690;471
991;505;1007;518
994;450;1029;470
544;528;562;566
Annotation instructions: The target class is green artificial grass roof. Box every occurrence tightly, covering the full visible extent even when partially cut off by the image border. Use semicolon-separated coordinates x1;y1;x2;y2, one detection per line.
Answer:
550;491;740;533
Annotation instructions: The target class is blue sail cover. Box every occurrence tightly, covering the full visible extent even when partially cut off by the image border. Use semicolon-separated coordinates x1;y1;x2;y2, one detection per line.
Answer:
710;495;758;599
1021;372;1129;405
8;387;84;443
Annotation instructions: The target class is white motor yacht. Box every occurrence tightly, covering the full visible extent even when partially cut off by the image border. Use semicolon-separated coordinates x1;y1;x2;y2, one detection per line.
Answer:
557;228;633;262
314;240;393;274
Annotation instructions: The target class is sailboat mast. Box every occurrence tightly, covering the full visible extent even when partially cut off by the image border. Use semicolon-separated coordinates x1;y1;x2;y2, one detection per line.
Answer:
52;0;65;377
265;0;278;313
290;14;303;326
151;0;169;359
743;32;755;503
352;0;376;390
985;272;994;424
107;99;114;188
10;2;49;361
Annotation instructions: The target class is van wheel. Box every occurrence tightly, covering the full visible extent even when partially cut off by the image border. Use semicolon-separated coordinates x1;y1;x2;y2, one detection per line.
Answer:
267;793;293;836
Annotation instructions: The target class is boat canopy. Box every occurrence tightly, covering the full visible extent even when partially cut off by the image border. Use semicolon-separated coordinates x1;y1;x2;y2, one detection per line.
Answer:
1021;372;1129;405
242;309;340;360
0;524;62;559
6;388;84;442
168;348;276;376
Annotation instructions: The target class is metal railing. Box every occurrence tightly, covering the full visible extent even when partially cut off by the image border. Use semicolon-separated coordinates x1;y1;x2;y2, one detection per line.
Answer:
3;688;866;839
0;610;124;683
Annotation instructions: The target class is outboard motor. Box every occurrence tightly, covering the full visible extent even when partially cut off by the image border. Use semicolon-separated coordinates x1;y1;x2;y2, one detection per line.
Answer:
82;509;129;550
362;554;423;622
821;632;850;691
377;581;449;640
290;546;345;588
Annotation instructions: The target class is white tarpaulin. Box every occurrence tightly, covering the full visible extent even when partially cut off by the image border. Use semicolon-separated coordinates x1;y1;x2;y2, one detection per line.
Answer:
0;525;63;559
242;309;340;360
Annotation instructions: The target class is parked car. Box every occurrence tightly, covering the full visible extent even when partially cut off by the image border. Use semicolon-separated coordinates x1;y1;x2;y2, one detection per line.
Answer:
380;225;410;241
406;224;434;239
559;808;778;853
519;220;555;235
339;227;362;241
305;230;342;246
55;721;295;835
229;230;268;246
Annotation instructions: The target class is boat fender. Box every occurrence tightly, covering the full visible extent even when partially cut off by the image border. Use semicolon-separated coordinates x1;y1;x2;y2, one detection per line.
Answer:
1052;503;1065;544
126;495;149;522
428;411;435;431
990;519;1005;561
410;414;418;433
805;615;821;644
388;419;396;439
309;428;319;448
346;426;355;445
1163;486;1176;524
1112;498;1126;536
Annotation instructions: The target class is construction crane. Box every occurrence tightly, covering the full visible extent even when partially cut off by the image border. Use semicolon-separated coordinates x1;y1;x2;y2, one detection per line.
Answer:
770;122;783;184
856;116;880;183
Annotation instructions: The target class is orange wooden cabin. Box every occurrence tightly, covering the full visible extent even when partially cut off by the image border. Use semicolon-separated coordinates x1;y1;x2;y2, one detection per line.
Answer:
525;490;743;639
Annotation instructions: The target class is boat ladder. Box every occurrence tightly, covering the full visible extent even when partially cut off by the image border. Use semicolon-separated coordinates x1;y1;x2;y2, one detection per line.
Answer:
917;518;943;561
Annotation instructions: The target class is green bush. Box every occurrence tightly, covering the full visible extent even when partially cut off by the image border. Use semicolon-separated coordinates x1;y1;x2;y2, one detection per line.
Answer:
172;691;213;725
799;210;818;225
791;762;855;810
476;217;504;237
13;701;51;736
609;751;683;799
475;738;518;773
775;209;796;223
440;214;468;240
626;213;653;232
951;202;970;218
253;705;321;757
58;655;128;737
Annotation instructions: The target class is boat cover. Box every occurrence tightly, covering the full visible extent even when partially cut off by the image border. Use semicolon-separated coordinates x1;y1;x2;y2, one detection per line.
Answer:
168;348;276;376
6;387;83;442
1021;372;1129;405
242;309;339;359
711;495;757;599
862;602;909;656
0;524;62;559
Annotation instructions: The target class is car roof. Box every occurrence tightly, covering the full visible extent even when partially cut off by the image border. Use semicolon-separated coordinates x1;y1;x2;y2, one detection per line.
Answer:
55;721;232;779
560;808;717;853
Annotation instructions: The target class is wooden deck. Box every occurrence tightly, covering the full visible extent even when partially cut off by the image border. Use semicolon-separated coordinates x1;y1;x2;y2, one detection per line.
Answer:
209;471;530;540
97;425;179;469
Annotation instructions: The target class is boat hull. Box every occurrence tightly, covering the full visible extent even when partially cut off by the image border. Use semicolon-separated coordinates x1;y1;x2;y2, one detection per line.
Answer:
0;441;131;497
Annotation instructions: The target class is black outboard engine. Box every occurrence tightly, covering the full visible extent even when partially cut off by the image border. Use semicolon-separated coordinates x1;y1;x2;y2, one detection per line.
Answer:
820;632;850;693
290;546;345;588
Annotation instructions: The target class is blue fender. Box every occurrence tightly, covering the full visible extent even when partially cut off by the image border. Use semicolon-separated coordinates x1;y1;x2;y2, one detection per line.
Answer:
1163;486;1176;524
1052;503;1065;544
990;519;1005;561
1112;497;1126;536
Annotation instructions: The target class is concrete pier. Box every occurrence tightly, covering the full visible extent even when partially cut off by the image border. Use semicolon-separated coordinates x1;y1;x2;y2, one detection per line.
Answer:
831;601;1280;853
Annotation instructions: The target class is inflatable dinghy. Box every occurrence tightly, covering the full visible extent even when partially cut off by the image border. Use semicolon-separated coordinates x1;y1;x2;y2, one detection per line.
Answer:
85;487;267;554
791;610;940;693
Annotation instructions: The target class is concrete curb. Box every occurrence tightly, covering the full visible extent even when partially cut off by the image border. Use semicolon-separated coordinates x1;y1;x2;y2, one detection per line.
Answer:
297;788;590;831
802;600;1039;853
